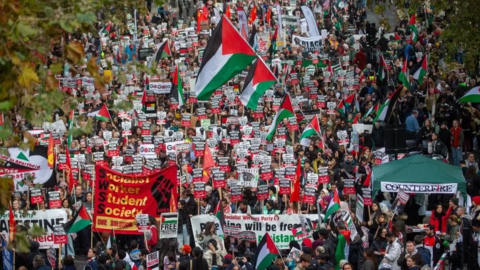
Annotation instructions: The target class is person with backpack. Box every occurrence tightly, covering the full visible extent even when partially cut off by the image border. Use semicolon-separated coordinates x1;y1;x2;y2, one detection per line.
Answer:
413;235;431;267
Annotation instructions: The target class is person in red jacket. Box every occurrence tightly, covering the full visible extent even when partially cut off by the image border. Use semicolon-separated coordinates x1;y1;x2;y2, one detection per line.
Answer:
146;215;158;250
353;48;367;70
429;203;452;233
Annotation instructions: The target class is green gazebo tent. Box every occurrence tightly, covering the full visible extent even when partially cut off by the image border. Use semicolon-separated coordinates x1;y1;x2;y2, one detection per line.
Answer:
372;155;467;200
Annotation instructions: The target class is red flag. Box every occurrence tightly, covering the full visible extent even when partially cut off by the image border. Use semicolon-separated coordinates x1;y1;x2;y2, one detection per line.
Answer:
291;158;301;202
225;5;231;19
197;7;209;33
9;206;15;243
363;170;372;187
266;8;272;26
47;132;55;168
202;142;215;182
65;147;75;193
249;5;257;24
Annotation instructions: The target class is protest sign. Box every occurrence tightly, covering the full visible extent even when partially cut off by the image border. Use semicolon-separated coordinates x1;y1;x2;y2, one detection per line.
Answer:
30;188;44;204
0;209;67;249
318;167;329;184
194;182;206;198
361;187;372;206
191;214;318;249
136;214;149;232
149;81;172;94
160;212;178;239
343;179;356;195
147;251;160;270
303;187;317;203
94;165;177;234
53;225;68;244
2;238;13;270
292;35;322;52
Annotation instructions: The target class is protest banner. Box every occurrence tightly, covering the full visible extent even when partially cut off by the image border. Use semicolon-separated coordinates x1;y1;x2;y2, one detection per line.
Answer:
282;15;299;26
292;35;322;52
191;214;318;249
160;212;178;239
149;81;172;94
147;251;160;270
93;165;178;234
0;209;68;249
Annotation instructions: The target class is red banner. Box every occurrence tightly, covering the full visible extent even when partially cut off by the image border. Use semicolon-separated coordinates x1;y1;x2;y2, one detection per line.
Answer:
93;165;178;234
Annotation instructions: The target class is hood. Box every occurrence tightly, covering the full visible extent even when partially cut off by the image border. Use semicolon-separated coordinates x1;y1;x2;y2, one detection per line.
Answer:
129;249;141;260
30;241;40;252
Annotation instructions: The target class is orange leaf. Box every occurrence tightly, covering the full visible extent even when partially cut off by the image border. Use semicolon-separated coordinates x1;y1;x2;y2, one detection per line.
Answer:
66;41;85;64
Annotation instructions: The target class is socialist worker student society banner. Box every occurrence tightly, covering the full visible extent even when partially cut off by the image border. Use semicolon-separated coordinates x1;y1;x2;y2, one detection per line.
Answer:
94;165;178;234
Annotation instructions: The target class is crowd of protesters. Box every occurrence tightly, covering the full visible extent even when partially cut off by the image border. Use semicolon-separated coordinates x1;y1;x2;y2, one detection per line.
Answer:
2;0;480;269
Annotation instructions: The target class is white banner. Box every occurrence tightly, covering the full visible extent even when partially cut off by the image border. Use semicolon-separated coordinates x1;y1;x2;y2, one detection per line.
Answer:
380;182;458;194
276;4;283;39
1;210;68;249
282;16;299;26
149;82;172;94
301;6;320;37
292;35;322;52
191;214;318;249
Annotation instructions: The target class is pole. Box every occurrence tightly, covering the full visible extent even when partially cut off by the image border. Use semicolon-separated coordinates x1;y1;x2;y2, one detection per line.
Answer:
134;9;138;42
58;244;62;264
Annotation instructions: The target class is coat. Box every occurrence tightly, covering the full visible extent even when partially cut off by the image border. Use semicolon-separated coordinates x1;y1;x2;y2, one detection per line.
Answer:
360;259;376;270
384;239;403;270
429;207;452;233
203;249;226;269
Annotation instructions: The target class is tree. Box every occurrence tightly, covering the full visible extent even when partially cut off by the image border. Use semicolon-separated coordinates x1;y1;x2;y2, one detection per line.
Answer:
374;0;480;72
0;0;159;251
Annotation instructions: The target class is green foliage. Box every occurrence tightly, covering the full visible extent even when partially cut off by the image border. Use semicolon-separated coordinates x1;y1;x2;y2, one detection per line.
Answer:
375;0;480;71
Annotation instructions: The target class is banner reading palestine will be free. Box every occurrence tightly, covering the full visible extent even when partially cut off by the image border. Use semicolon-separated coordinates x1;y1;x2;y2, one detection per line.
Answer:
94;165;178;234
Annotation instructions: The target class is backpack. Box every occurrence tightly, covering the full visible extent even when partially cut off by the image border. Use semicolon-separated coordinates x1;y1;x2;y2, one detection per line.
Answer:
417;247;431;266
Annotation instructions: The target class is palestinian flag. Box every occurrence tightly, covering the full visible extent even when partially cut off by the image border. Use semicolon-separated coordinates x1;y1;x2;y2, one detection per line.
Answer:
214;201;225;239
98;23;111;37
376;86;403;124
300;115;321;146
413;55;428;84
408;14;418;43
334;233;347;270
87;104;111;122
363;101;380;120
195;17;256;101
325;189;340;221
106;228;116;249
399;58;409;89
291;224;303;237
255;233;280;270
249;24;258;51
171;66;185;107
378;54;387;81
147;40;172;69
240;58;277;110
459;86;480;103
266;95;295;141
337;99;346;115
267;27;278;60
395;32;402;41
64;205;92;234
344;93;355;107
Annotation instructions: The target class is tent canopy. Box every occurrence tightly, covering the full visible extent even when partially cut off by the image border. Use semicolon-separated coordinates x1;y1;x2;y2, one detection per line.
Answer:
373;155;466;198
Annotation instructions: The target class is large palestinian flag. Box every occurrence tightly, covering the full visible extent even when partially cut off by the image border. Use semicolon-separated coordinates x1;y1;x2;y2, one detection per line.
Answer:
266;95;295;140
240;58;277;110
195;16;257;100
459;86;480;103
147;40;171;68
255;233;280;270
171;66;185;107
87;104;111;122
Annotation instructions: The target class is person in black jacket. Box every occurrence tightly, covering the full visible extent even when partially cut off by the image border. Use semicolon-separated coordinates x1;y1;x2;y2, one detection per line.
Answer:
178;200;193;247
372;122;385;148
27;241;50;270
431;133;448;158
438;122;451;151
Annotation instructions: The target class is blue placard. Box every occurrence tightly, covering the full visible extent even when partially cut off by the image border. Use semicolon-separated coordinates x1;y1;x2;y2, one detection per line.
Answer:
2;238;13;270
